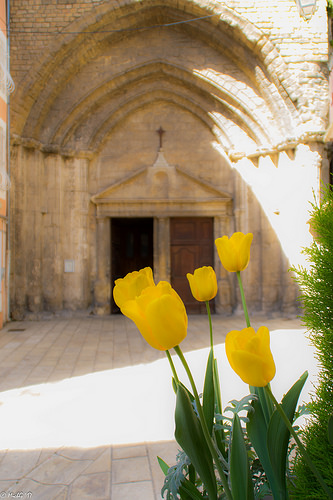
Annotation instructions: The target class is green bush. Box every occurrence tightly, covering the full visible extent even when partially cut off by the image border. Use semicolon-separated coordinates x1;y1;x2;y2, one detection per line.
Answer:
291;185;333;498
328;0;333;18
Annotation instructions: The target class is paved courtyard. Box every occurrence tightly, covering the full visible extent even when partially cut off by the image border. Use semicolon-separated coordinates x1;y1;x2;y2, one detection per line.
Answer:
0;313;318;499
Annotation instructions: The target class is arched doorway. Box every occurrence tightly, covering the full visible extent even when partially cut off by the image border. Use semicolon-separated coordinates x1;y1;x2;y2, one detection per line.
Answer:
91;152;233;315
9;0;319;319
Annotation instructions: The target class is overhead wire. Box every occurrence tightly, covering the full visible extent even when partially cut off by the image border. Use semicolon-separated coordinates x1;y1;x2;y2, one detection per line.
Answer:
5;13;221;36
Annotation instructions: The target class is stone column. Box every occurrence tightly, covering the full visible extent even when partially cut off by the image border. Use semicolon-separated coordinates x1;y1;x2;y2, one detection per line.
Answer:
27;148;44;314
154;217;170;282
94;216;111;314
214;216;234;314
10;144;27;319
42;153;64;312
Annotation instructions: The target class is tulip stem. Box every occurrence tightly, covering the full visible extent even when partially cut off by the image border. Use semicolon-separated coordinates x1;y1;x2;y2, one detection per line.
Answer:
205;301;223;414
174;345;233;500
264;385;333;499
236;271;251;328
205;301;214;350
166;350;180;385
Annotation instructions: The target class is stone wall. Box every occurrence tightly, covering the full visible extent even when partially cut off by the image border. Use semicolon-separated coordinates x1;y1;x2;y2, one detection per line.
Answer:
8;0;330;319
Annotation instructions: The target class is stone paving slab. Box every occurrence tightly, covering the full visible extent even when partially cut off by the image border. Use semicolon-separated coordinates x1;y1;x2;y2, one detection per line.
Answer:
0;314;316;499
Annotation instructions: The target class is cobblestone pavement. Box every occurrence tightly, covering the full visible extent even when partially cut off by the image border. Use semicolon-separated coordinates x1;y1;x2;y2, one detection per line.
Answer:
0;314;316;499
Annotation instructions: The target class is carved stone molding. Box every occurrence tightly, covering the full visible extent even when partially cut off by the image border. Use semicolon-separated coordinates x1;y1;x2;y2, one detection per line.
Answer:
91;153;233;217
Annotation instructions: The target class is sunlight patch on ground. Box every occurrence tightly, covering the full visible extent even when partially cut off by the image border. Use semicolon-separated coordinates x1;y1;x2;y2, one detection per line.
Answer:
0;328;317;451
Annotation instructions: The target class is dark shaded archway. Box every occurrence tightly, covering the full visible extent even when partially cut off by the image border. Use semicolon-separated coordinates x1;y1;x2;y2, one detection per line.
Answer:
111;218;154;312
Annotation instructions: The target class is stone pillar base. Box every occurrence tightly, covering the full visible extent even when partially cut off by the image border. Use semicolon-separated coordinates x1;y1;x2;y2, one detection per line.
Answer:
93;279;111;315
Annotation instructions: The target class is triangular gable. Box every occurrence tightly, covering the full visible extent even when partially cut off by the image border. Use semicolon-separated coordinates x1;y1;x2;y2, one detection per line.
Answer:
91;163;231;204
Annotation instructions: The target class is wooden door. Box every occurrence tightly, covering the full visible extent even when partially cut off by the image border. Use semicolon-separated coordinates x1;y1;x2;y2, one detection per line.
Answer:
170;217;214;314
111;218;153;312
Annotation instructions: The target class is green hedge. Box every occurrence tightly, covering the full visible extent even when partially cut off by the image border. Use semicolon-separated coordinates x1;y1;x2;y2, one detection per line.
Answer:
291;185;333;498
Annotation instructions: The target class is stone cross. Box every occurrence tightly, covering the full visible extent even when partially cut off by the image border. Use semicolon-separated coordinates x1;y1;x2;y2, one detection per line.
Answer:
156;126;165;149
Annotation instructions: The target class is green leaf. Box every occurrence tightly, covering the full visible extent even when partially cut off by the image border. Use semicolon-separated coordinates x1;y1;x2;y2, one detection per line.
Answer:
188;463;196;485
213;358;222;414
203;348;215;435
247;396;280;498
157;456;170;476
172;377;195;402
230;413;254;500
225;394;257;418
175;383;217;499
159;456;204;500
267;371;308;497
247;373;308;499
328;415;333;446
213;358;227;458
172;376;178;394
160;453;193;500
250;385;274;426
180;480;206;499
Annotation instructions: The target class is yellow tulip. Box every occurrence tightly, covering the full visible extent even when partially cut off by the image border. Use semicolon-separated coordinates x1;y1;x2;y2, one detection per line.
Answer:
113;267;155;309
116;278;188;351
187;266;218;302
225;326;276;387
215;232;253;273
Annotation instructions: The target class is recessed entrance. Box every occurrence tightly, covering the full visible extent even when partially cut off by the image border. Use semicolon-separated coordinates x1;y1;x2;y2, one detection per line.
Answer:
111;218;154;312
170;217;214;314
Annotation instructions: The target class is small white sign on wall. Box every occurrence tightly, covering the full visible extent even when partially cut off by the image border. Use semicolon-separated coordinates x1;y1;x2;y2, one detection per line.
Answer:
64;260;75;273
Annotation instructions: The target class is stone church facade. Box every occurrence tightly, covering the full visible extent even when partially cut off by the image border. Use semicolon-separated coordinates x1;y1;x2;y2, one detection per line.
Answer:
8;0;330;319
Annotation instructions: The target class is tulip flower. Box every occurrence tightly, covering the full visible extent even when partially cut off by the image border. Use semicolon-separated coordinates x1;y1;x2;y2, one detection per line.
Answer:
225;326;276;387
187;266;218;302
113;267;155;310
215;232;253;273
116;279;188;351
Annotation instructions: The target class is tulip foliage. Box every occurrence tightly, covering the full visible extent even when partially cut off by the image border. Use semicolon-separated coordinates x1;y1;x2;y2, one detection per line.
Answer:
113;232;332;500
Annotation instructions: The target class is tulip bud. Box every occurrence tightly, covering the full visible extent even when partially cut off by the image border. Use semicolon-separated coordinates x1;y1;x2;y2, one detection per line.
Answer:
187;266;218;302
113;267;155;309
114;271;188;351
215;232;253;273
225;326;276;387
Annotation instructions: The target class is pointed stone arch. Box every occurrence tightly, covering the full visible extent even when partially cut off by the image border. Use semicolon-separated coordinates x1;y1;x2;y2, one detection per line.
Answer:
9;0;326;319
49;62;276;154
11;0;301;152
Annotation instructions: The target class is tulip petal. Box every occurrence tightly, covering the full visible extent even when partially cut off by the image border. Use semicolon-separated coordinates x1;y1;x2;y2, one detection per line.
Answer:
121;297;164;351
237;233;253;271
215;235;238;272
215;232;253;273
186;273;198;299
113;267;154;308
229;350;274;387
225;326;276;387
187;266;217;302
147;293;188;350
256;326;272;352
114;273;187;351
